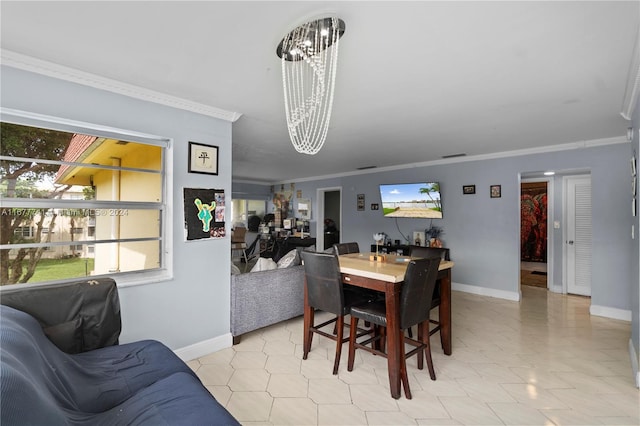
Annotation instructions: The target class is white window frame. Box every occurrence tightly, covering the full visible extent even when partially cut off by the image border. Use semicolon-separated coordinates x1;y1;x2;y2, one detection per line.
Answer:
0;108;173;288
14;226;34;238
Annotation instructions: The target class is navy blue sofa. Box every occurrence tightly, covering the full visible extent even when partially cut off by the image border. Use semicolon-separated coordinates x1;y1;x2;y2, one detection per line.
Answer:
0;280;239;426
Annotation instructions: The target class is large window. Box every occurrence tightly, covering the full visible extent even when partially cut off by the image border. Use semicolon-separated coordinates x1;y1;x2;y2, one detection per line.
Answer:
0;109;169;287
231;199;266;229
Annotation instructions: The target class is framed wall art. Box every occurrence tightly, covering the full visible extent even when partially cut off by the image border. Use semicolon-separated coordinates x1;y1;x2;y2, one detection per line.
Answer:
490;185;501;198
357;194;365;211
183;188;226;240
188;141;219;175
463;185;475;194
297;198;311;220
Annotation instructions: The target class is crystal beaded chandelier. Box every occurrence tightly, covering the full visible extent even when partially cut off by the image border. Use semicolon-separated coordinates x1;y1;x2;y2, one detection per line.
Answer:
277;17;345;155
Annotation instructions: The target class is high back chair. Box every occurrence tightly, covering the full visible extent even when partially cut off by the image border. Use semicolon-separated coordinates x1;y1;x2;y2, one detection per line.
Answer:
231;227;248;265
332;242;360;255
410;246;449;260
346;256;441;399
409;246;447;338
301;251;372;375
333;241;382;306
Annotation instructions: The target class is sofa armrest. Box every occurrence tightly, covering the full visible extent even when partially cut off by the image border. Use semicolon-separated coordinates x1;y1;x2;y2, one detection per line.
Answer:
230;266;304;339
0;278;121;353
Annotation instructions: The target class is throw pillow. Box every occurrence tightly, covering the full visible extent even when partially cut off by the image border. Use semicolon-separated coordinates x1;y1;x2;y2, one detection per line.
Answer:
250;257;277;272
277;249;300;268
230;263;242;275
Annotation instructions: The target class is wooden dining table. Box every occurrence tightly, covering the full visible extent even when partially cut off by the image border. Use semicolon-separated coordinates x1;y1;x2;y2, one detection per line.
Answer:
303;252;454;399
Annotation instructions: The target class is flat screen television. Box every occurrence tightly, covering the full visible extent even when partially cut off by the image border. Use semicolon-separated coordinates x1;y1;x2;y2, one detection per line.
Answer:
379;182;442;219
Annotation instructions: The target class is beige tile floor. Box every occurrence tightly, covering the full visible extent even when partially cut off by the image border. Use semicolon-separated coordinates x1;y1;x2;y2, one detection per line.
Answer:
188;286;639;425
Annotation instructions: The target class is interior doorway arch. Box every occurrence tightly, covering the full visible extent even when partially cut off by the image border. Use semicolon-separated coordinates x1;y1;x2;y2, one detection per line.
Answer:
315;186;342;251
519;174;554;298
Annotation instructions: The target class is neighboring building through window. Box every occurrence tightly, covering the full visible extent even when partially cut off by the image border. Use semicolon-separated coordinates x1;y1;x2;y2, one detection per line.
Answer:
231;199;266;228
13;226;34;238
0;113;168;286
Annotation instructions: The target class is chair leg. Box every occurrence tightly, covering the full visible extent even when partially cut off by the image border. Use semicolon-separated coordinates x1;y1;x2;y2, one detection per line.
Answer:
424;329;436;381
378;326;386;353
419;320;436;380
333;315;344;375
416;322;425;370
399;334;412;399
303;310;314;360
347;316;358;371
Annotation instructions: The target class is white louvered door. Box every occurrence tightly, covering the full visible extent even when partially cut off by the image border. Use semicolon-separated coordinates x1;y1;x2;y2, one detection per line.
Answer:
565;175;592;296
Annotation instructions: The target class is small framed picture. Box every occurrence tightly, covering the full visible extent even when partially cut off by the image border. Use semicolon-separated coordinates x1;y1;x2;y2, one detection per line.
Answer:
371;203;379;210
463;185;475;194
188;141;219;175
357;194;365;211
490;185;501;198
412;231;426;246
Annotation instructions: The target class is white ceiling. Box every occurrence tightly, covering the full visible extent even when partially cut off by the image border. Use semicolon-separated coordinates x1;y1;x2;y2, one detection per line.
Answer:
1;1;638;183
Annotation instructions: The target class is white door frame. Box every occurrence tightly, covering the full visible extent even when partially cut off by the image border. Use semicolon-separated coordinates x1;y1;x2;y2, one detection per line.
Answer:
520;177;555;294
315;186;342;251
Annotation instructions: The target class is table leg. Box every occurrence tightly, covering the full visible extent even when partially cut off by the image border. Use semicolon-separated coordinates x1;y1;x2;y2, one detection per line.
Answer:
440;269;452;355
384;283;402;399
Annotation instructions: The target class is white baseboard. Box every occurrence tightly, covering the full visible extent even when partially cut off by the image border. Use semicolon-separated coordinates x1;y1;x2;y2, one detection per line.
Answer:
173;333;233;362
590;305;632;322
452;282;520;302
630;339;640;388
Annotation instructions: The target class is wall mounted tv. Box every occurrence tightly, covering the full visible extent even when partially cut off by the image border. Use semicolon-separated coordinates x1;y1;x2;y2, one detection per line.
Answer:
379;182;442;219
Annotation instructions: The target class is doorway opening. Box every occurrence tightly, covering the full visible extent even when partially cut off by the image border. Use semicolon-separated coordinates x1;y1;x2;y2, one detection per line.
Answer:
520;179;549;290
315;187;342;251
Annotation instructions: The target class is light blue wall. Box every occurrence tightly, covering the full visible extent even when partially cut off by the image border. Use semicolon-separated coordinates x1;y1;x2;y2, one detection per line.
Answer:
1;66;233;350
291;141;632;312
631;95;640;379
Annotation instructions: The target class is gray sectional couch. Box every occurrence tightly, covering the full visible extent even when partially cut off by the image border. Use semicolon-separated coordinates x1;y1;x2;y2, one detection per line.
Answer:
230;264;305;344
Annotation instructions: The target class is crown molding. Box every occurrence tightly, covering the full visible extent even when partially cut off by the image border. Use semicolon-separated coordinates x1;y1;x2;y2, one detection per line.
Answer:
621;26;640;120
1;50;242;123
271;136;628;185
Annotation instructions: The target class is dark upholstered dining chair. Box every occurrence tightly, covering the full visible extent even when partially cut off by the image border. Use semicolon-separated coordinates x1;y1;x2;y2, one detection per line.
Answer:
301;251;373;375
346;257;441;399
409;246;449;261
408;246;448;338
333;242;382;307
332;242;360;256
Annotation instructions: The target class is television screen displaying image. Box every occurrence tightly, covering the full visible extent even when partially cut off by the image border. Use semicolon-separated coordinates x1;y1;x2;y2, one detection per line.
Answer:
379;182;442;219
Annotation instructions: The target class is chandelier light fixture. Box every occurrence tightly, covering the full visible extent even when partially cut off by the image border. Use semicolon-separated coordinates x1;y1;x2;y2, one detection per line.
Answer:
277;17;345;155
